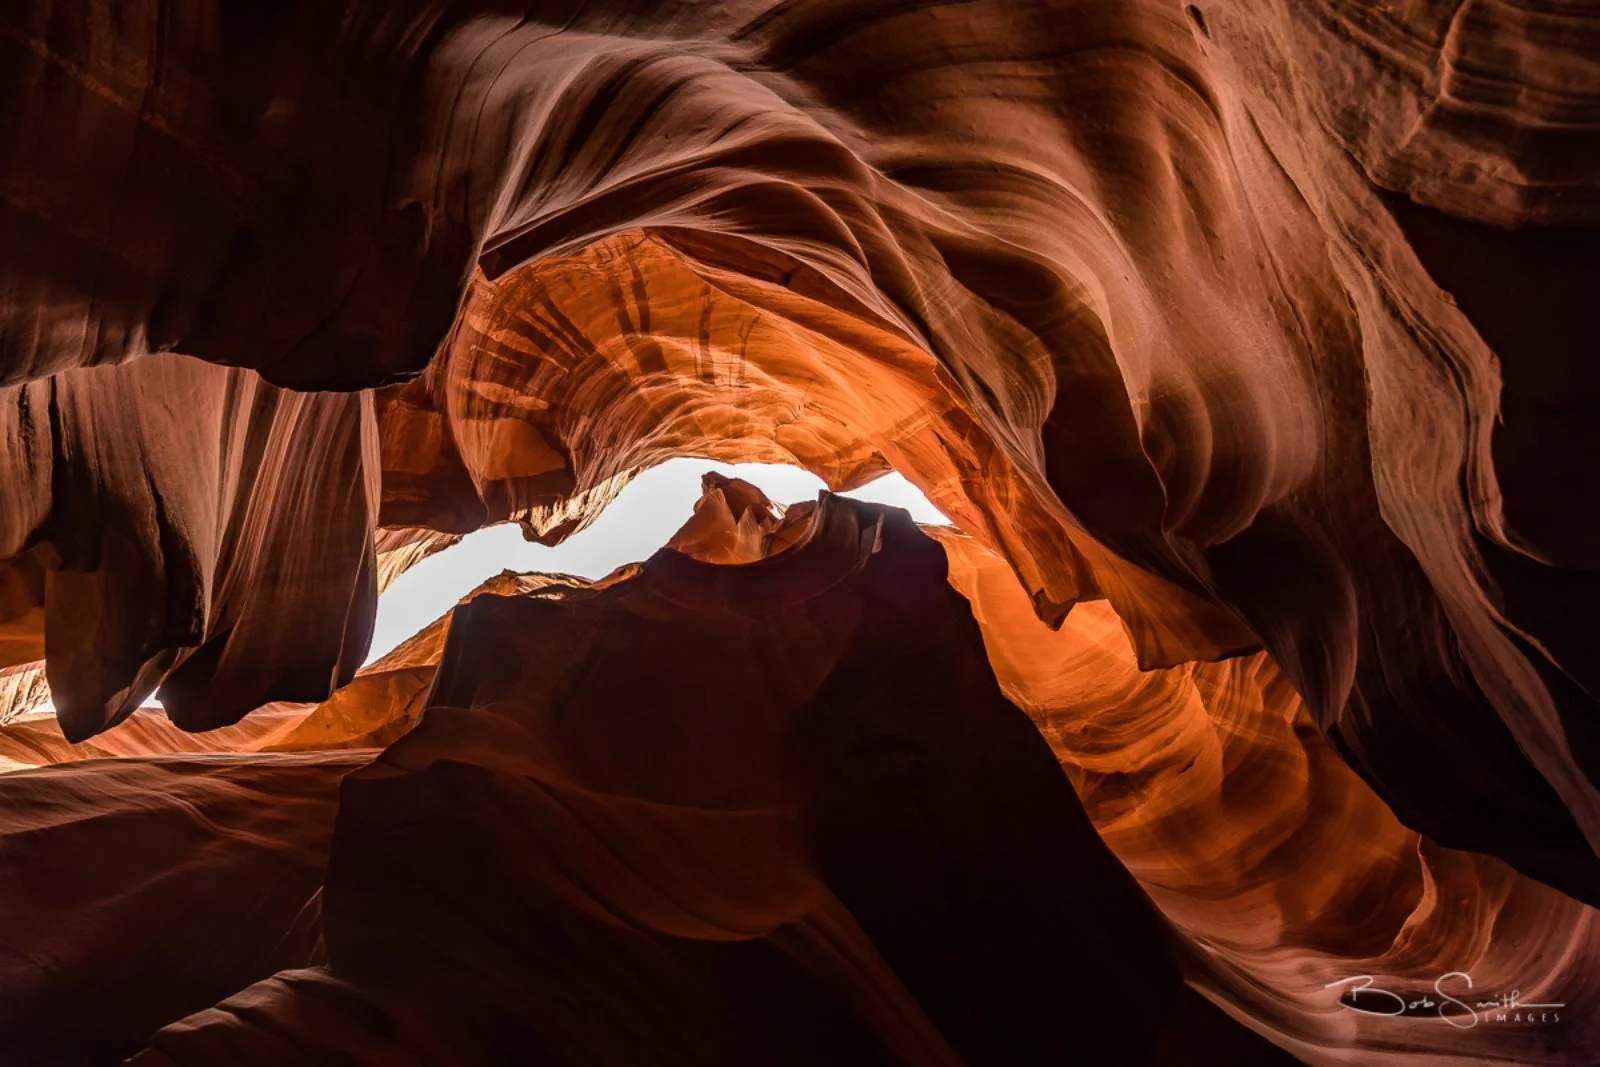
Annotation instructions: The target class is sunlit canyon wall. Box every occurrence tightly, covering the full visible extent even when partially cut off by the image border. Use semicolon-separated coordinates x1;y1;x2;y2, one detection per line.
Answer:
1;1;1597;1063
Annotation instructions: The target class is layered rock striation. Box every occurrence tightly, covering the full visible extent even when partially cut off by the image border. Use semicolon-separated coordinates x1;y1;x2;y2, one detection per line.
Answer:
1;0;1598;1063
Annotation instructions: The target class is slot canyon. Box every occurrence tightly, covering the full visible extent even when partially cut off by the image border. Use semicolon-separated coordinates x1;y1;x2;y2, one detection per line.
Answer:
1;0;1597;1063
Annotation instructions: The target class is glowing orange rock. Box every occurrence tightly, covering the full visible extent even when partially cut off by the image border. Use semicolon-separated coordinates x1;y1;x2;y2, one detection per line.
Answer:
0;1;1597;1063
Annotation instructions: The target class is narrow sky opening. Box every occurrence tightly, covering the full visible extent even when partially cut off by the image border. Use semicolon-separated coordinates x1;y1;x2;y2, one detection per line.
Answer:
32;459;945;715
366;459;947;663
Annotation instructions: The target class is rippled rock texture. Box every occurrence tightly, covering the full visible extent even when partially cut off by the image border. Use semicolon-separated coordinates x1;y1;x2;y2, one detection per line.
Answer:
2;0;1598;1063
2;495;1294;1066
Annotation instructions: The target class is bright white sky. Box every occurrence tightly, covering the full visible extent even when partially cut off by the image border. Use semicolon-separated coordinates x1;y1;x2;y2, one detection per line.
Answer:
368;459;944;662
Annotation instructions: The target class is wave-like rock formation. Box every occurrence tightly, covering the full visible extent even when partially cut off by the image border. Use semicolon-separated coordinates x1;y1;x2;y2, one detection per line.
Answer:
1;0;1598;1062
935;523;1600;1065
0;749;367;1063
1;494;1294;1065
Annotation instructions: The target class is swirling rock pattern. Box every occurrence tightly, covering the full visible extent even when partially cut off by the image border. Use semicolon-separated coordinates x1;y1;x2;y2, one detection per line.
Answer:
0;356;379;739
0;0;1598;1063
938;525;1600;1065
127;495;1292;1066
0;749;369;1064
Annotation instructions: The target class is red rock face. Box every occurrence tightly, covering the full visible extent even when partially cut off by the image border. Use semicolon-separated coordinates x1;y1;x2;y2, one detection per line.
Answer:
124;496;1294;1066
1;1;1597;1063
0;750;366;1063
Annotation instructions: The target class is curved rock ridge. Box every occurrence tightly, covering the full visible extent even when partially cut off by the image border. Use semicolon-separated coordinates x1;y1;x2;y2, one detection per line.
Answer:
0;0;1597;1062
2;0;1597;907
0;527;460;730
936;525;1600;1066
1181;1;1600;230
7;474;1586;1064
0;748;371;1065
0;569;620;767
0;477;789;768
126;493;1294;1066
0;355;380;740
379;233;1260;669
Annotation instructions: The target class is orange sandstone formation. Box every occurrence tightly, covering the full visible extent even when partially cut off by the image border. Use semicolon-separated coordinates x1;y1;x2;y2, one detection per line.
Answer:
0;749;368;1063
128;495;1293;1066
1;0;1598;1063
